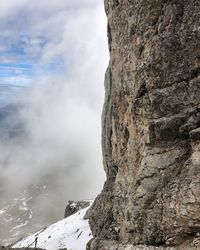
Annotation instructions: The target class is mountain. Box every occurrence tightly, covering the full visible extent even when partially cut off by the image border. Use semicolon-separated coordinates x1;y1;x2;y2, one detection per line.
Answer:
11;206;92;250
2;0;200;249
0;184;51;246
87;0;200;249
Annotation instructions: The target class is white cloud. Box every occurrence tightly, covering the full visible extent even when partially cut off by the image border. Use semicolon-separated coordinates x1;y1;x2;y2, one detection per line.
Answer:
0;0;29;19
0;0;109;223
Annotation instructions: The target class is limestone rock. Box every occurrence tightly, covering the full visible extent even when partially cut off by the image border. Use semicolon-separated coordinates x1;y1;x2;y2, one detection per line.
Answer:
88;0;200;249
64;200;91;218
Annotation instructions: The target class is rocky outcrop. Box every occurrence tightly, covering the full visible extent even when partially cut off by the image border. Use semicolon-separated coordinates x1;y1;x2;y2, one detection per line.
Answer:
87;240;200;250
88;0;200;249
64;200;91;218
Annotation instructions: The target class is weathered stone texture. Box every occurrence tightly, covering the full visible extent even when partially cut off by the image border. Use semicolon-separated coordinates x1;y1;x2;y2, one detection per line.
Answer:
88;0;200;249
64;200;91;218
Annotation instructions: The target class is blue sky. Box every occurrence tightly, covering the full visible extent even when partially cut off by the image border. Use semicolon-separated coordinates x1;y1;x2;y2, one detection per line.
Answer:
0;0;109;108
0;34;65;82
0;0;109;116
0;0;96;105
0;0;108;109
0;40;34;103
0;35;65;105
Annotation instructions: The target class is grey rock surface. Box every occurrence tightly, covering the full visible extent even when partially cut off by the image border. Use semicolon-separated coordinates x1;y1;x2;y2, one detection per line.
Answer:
64;200;91;218
88;0;200;249
87;239;200;249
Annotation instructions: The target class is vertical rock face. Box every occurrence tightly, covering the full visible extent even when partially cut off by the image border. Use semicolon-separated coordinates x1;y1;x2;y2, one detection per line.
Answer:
89;0;200;248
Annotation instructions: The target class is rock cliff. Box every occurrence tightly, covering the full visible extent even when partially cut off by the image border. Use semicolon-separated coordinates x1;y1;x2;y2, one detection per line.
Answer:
88;0;200;249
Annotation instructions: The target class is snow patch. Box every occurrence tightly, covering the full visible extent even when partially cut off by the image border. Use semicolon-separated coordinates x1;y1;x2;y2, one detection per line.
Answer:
0;209;5;215
13;206;92;250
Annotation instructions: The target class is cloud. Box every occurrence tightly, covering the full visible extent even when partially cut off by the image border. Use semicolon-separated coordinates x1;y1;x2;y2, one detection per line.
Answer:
0;0;108;224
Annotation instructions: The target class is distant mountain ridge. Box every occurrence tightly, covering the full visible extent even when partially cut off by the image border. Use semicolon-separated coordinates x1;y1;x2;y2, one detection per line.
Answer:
0;184;50;246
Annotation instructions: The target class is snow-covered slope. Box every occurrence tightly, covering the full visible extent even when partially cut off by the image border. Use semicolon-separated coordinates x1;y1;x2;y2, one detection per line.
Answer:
13;206;92;250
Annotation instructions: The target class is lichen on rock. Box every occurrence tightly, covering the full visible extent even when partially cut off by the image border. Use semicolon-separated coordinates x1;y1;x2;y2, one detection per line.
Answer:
88;0;200;249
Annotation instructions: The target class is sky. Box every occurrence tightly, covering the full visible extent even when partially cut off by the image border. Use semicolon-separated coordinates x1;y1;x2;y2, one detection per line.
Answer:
0;0;108;221
0;0;108;105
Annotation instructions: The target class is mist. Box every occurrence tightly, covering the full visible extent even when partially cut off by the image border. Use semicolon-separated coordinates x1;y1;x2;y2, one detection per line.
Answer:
0;0;108;223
